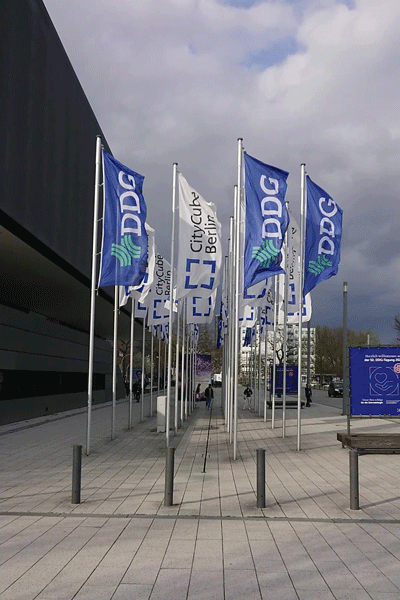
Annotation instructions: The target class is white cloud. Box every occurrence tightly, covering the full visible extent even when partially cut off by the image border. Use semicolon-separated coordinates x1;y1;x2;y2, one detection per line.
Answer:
43;0;400;340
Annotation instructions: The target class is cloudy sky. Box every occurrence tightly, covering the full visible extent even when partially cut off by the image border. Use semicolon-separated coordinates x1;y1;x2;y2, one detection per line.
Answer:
43;0;400;342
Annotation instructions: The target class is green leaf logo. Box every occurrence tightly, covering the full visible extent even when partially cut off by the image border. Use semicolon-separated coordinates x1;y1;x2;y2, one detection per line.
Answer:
308;254;332;275
252;239;280;268
111;235;141;267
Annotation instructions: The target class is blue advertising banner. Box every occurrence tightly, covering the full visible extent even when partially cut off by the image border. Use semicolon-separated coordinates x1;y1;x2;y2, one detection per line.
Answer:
196;354;212;385
270;365;298;395
244;152;289;292
303;176;343;296
98;151;148;287
350;347;400;416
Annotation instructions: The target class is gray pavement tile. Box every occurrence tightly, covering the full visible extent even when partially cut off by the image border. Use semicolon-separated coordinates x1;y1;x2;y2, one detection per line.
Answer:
224;569;262;600
149;568;191;600
188;570;224;600
112;583;153;600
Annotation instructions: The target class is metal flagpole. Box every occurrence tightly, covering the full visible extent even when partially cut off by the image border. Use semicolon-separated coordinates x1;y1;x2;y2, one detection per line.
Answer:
233;139;243;460
111;286;119;439
297;164;306;451
150;326;154;417
158;335;161;394
140;317;145;423
164;340;167;392
180;301;186;423
272;277;278;429
282;210;290;439
264;319;268;422
228;214;234;438
86;135;102;455
185;318;189;420
258;314;262;416
166;163;178;447
174;301;180;433
128;298;135;429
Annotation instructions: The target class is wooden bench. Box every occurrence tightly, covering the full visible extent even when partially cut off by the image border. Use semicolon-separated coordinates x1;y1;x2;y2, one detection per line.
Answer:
337;433;400;509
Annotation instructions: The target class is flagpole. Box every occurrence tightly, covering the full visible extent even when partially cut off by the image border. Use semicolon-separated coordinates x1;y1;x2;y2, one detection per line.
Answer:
166;163;178;447
233;138;243;460
185;311;189;419
174;301;180;433
140;317;145;423
128;298;135;429
264;318;268;422
297;164;306;451
111;286;119;440
158;335;161;394
272;276;278;429
150;326;154;417
228;214;234;437
258;312;262;416
180;301;186;423
86;135;102;456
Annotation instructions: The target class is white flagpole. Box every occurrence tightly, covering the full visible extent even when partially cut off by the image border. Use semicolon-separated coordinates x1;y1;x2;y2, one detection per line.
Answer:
297;164;306;451
228;213;235;440
184;318;189;420
166;163;178;447
264;317;268;422
141;317;145;423
174;301;180;433
150;326;154;417
233;139;243;460
111;286;119;439
158;335;161;394
282;219;290;439
128;298;135;429
272;277;278;429
180;302;186;423
258;314;262;416
86;135;102;455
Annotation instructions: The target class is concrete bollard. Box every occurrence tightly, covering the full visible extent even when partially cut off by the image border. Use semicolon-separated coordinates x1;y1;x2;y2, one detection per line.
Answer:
256;448;266;508
164;447;175;507
72;445;82;504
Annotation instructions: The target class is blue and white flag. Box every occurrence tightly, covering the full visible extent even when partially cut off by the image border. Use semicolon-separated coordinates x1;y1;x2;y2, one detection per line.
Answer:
176;173;222;301
98;151;148;287
303;176;343;296
244;152;289;292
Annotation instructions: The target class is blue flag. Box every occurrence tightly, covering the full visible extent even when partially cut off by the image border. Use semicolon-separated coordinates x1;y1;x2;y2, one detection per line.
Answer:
244;152;289;291
303;176;343;296
98;151;148;287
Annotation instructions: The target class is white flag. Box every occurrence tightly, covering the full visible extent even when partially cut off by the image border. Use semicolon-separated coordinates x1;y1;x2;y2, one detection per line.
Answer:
186;291;217;324
176;173;222;300
147;253;173;326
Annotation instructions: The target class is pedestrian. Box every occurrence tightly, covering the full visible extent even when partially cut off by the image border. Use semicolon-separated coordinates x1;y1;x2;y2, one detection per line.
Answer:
204;384;214;409
133;381;141;402
243;385;253;410
305;383;312;407
195;383;201;401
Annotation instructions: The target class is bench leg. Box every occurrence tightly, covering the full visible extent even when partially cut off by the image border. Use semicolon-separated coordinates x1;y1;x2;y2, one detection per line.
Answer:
349;449;359;510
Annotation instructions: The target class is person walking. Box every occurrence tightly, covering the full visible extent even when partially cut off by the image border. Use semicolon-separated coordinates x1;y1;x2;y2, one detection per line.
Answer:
204;384;214;409
242;385;253;410
305;383;312;407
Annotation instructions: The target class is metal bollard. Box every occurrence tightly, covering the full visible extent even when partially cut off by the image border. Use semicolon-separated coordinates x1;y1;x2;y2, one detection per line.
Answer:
256;448;266;508
349;449;359;510
164;447;175;507
72;445;82;504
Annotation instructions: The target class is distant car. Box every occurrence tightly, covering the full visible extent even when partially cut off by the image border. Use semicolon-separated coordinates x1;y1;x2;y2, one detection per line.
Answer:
328;381;343;397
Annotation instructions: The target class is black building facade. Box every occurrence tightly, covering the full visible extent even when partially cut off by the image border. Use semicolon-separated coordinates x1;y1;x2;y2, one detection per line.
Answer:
0;0;132;424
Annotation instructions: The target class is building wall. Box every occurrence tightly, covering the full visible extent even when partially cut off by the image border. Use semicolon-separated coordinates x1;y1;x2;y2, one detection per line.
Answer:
0;304;124;425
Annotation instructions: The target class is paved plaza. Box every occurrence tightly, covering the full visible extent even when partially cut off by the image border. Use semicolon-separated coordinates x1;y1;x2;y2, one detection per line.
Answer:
1;389;400;599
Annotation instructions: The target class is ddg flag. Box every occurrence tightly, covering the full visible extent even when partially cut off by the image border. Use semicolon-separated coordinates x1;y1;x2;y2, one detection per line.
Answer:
244;152;289;291
303;176;343;296
176;173;222;300
99;151;148;287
